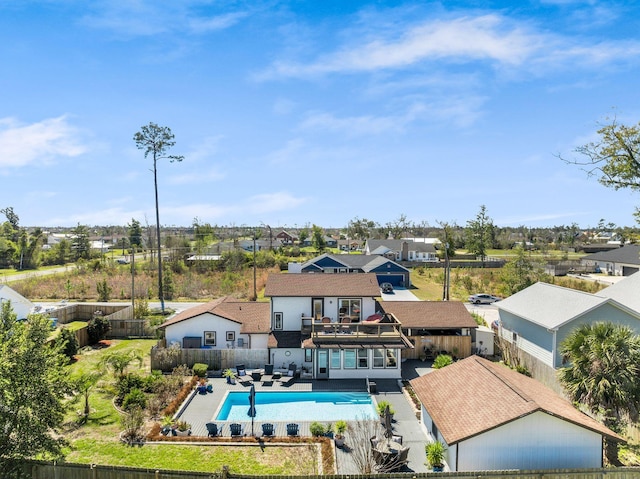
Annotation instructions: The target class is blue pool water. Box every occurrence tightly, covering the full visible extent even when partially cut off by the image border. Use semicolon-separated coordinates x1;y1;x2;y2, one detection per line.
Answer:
215;391;377;422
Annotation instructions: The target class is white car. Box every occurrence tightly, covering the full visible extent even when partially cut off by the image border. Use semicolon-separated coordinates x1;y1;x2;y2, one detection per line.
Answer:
468;293;501;304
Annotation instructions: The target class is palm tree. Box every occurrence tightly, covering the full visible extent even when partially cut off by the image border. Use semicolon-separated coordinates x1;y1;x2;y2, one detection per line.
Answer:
558;322;640;464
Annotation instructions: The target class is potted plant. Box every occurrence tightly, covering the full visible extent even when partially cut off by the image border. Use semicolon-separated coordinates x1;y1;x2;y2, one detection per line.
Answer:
223;368;236;385
334;420;348;448
309;421;326;437
376;400;396;423
160;415;173;436
426;440;446;472
174;420;191;437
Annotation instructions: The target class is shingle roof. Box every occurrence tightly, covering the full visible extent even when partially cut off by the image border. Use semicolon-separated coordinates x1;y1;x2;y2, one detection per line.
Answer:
264;273;381;297
597;271;640;314
158;297;270;334
410;356;622;445
582;244;640;265
301;253;408;272
366;239;436;253
497;282;607;330
379;301;477;329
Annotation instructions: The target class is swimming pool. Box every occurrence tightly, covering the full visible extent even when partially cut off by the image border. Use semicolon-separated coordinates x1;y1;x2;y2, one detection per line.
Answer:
214;391;377;422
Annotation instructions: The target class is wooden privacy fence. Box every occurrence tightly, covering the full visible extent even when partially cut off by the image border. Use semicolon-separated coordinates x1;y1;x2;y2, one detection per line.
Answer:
403;335;472;360
150;345;269;372
20;462;640;479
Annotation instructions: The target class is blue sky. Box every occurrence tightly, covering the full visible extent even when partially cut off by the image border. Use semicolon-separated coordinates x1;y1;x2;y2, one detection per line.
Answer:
2;1;640;230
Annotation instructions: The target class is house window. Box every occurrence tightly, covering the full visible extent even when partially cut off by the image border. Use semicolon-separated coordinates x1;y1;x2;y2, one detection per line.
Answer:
373;349;384;368
330;349;341;369
344;349;356;369
226;331;235;342
273;312;283;330
305;349;313;362
357;349;368;368
339;299;361;322
385;349;397;368
312;298;323;319
204;331;216;346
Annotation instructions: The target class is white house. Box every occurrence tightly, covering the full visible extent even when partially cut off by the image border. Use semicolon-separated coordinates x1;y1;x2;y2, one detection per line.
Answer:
410;356;621;471
158;297;270;350
0;284;35;320
365;239;438;262
264;273;412;379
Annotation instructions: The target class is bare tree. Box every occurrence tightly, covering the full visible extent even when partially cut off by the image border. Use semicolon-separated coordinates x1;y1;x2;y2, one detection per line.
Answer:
346;416;384;474
133;123;184;314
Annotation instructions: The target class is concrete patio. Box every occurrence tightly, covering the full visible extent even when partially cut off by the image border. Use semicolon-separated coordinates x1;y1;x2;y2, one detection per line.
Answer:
174;366;431;474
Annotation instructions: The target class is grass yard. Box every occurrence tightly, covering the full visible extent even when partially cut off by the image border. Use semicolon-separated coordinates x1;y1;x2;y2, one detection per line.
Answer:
64;440;320;475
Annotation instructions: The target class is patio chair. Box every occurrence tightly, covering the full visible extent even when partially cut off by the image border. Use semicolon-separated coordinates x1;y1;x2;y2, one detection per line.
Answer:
262;423;275;437
206;422;221;437
264;364;274;375
235;365;251;386
229;423;244;438
279;363;297;386
286;423;299;437
251;370;263;382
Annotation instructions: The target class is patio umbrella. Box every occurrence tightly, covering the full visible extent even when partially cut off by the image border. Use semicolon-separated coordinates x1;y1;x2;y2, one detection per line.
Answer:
383;404;393;440
248;384;257;436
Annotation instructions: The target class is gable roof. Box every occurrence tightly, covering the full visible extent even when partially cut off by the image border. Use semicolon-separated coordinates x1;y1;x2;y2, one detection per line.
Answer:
158;297;270;334
597;271;640;314
410;356;622;445
366;239;437;254
582;244;640;265
497;282;609;330
301;253;409;273
264;273;381;297
379;301;477;329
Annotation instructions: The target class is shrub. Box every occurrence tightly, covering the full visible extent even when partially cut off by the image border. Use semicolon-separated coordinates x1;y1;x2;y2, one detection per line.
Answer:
122;388;147;411
310;421;326;437
433;354;453;369
376;400;395;416
117;373;145;402
192;363;208;378
121;406;145;444
57;327;79;360
96;279;112;302
143;370;164;392
134;298;149;319
86;314;110;344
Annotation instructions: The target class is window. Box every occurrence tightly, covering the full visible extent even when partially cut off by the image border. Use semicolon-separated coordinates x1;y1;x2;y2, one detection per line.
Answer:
344;349;356;369
305;349;313;362
312;298;323;319
273;312;283;330
204;331;216;346
226;331;235;342
330;349;341;369
339;299;361;321
357;349;368;368
373;349;385;368
385;349;397;368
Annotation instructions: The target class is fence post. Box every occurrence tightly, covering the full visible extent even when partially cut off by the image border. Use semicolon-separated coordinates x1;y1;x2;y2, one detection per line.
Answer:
221;465;229;479
91;463;97;479
155;470;161;479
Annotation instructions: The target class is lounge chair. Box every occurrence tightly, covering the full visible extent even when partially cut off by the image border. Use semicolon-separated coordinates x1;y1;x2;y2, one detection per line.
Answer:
229;423;243;438
235;365;251;386
279;363;297;386
206;422;221;437
286;423;299;437
262;423;275;437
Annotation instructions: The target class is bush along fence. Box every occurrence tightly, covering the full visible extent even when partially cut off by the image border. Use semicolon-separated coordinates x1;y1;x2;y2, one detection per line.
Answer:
18;462;640;479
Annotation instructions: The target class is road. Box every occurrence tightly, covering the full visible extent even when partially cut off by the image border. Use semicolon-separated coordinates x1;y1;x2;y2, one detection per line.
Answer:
0;264;77;283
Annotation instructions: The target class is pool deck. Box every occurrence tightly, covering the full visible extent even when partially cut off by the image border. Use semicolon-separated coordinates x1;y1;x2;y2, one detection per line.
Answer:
176;362;432;474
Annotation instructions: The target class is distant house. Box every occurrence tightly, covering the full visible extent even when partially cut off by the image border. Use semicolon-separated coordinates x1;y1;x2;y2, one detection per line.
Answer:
365;239;438;262
294;253;411;287
158;297;270;350
411;356;622;471
0;285;35;320
239;239;272;252
494;276;640;392
275;230;297;245
581;244;640;276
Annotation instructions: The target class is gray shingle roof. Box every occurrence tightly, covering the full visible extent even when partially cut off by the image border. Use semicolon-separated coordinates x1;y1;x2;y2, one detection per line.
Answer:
597;271;640;314
582;244;640;265
497;282;607;330
264;273;381;297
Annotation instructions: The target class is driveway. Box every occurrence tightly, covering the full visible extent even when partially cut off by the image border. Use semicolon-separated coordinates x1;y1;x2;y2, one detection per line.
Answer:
464;302;499;328
380;287;419;301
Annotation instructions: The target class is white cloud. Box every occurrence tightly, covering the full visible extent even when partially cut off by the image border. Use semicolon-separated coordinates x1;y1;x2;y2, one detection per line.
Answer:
168;168;225;185
265;138;306;165
188;12;248;34
0;116;86;168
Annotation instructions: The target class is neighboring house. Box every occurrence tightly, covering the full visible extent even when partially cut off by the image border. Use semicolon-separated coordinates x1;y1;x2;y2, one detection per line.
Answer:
301;235;337;248
158;297;270;350
365;239;438;262
581;244;640;276
337;239;363;251
265;273;413;379
239;239;272;252
411;356;621;471
496;280;640;374
0;285;35;320
275;230;297;245
597;270;640;314
295;253;411;287
379;301;478;359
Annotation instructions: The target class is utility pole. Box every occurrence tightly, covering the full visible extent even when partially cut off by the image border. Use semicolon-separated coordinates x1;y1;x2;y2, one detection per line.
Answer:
253;231;257;301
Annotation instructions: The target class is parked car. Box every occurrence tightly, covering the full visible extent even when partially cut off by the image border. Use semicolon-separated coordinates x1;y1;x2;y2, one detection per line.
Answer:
380;282;394;294
468;293;500;304
116;258;130;264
